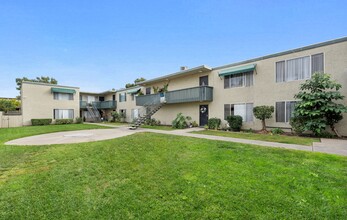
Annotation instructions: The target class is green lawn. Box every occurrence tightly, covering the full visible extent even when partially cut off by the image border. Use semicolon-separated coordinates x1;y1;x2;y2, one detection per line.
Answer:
1;126;346;219
102;122;130;126
192;130;319;146
0;123;107;144
140;125;176;130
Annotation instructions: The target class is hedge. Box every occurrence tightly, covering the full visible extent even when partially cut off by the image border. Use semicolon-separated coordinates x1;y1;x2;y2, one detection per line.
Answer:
55;119;73;125
31;119;52;126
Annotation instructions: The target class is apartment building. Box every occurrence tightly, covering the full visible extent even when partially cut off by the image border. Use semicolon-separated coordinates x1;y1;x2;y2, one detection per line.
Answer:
80;90;117;121
20;37;347;135
21;82;80;125
116;86;142;122
135;37;347;135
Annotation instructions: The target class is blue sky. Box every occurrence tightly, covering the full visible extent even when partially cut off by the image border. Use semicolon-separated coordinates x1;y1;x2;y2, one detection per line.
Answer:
0;0;346;97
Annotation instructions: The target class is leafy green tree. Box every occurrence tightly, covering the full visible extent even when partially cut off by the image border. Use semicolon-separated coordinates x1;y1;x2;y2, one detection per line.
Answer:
16;76;58;91
172;113;191;129
253;105;274;132
0;99;20;113
125;77;146;88
294;73;347;137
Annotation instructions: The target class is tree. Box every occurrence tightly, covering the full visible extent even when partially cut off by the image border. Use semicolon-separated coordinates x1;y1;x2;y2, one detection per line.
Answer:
0;99;20;113
125;77;146;88
293;73;347;137
16;76;58;91
134;77;146;84
253;105;274;132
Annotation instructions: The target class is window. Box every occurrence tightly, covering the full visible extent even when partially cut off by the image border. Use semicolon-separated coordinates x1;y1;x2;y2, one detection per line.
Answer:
53;92;73;100
120;109;126;118
312;53;324;74
53;109;74;119
119;93;127;102
224;103;253;122
276;53;324;82
224;71;253;88
131;94;135;101
112;94;116;101
86;95;96;103
276;101;297;123
131;109;139;119
146;87;151;95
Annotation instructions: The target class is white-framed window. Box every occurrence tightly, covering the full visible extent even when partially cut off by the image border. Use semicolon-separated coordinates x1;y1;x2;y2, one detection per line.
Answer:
131;108;139;120
53;92;73;100
224;71;253;88
276;53;324;82
275;101;297;123
119;93;127;102
86;95;96;103
224;103;254;122
53;109;74;119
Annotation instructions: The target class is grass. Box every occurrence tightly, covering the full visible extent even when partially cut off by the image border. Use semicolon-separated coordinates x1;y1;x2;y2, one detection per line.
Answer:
0;127;346;219
140;125;176;130
102;122;130;126
192;129;320;146
0;123;107;145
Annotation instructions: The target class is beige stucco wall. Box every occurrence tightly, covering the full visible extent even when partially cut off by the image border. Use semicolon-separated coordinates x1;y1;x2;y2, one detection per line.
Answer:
152;102;209;125
140;72;211;94
116;88;142;122
210;40;347;135
136;40;347;135
22;82;80;125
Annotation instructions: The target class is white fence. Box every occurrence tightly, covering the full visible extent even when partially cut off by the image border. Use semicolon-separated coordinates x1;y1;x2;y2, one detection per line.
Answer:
0;112;23;128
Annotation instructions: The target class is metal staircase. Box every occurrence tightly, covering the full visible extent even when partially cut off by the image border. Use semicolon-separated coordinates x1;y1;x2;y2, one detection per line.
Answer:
86;103;101;122
129;102;164;130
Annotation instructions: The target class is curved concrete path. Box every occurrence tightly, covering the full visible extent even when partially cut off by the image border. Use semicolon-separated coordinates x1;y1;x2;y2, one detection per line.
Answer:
5;128;137;146
5;123;347;156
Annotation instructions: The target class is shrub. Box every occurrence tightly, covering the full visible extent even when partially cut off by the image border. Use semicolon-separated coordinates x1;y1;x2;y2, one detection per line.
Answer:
55;119;73;125
317;131;335;138
144;118;161;126
294;73;347;137
243;128;254;133
31;119;52;126
290;116;305;135
111;111;125;122
75;117;83;124
208;118;221;130
271;128;284;135
253;105;274;132
226;115;243;131
191;121;199;127
172;113;191;129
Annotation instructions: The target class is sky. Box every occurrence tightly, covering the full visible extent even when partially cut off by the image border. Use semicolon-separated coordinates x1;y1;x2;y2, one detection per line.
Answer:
0;0;346;97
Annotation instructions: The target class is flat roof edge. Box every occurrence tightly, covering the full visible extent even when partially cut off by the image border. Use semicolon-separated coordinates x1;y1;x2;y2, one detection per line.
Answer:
137;65;212;85
213;36;347;71
22;81;80;89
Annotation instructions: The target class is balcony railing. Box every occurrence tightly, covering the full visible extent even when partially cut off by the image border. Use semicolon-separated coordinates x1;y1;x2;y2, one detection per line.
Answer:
136;86;213;106
80;100;117;109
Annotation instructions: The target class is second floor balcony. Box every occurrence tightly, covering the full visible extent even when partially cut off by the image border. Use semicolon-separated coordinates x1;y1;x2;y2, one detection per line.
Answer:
80;100;117;109
136;86;213;106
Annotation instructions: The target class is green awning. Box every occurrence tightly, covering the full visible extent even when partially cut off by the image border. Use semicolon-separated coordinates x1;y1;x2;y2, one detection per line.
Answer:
127;88;140;94
218;64;256;77
51;88;76;94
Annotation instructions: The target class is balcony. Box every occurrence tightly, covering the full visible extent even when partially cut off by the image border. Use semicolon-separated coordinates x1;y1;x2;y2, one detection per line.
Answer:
136;86;213;106
80;100;117;109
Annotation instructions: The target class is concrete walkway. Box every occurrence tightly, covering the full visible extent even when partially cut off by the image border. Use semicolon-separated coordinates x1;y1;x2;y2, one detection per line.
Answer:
5;122;347;156
5;128;136;146
89;123;347;156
